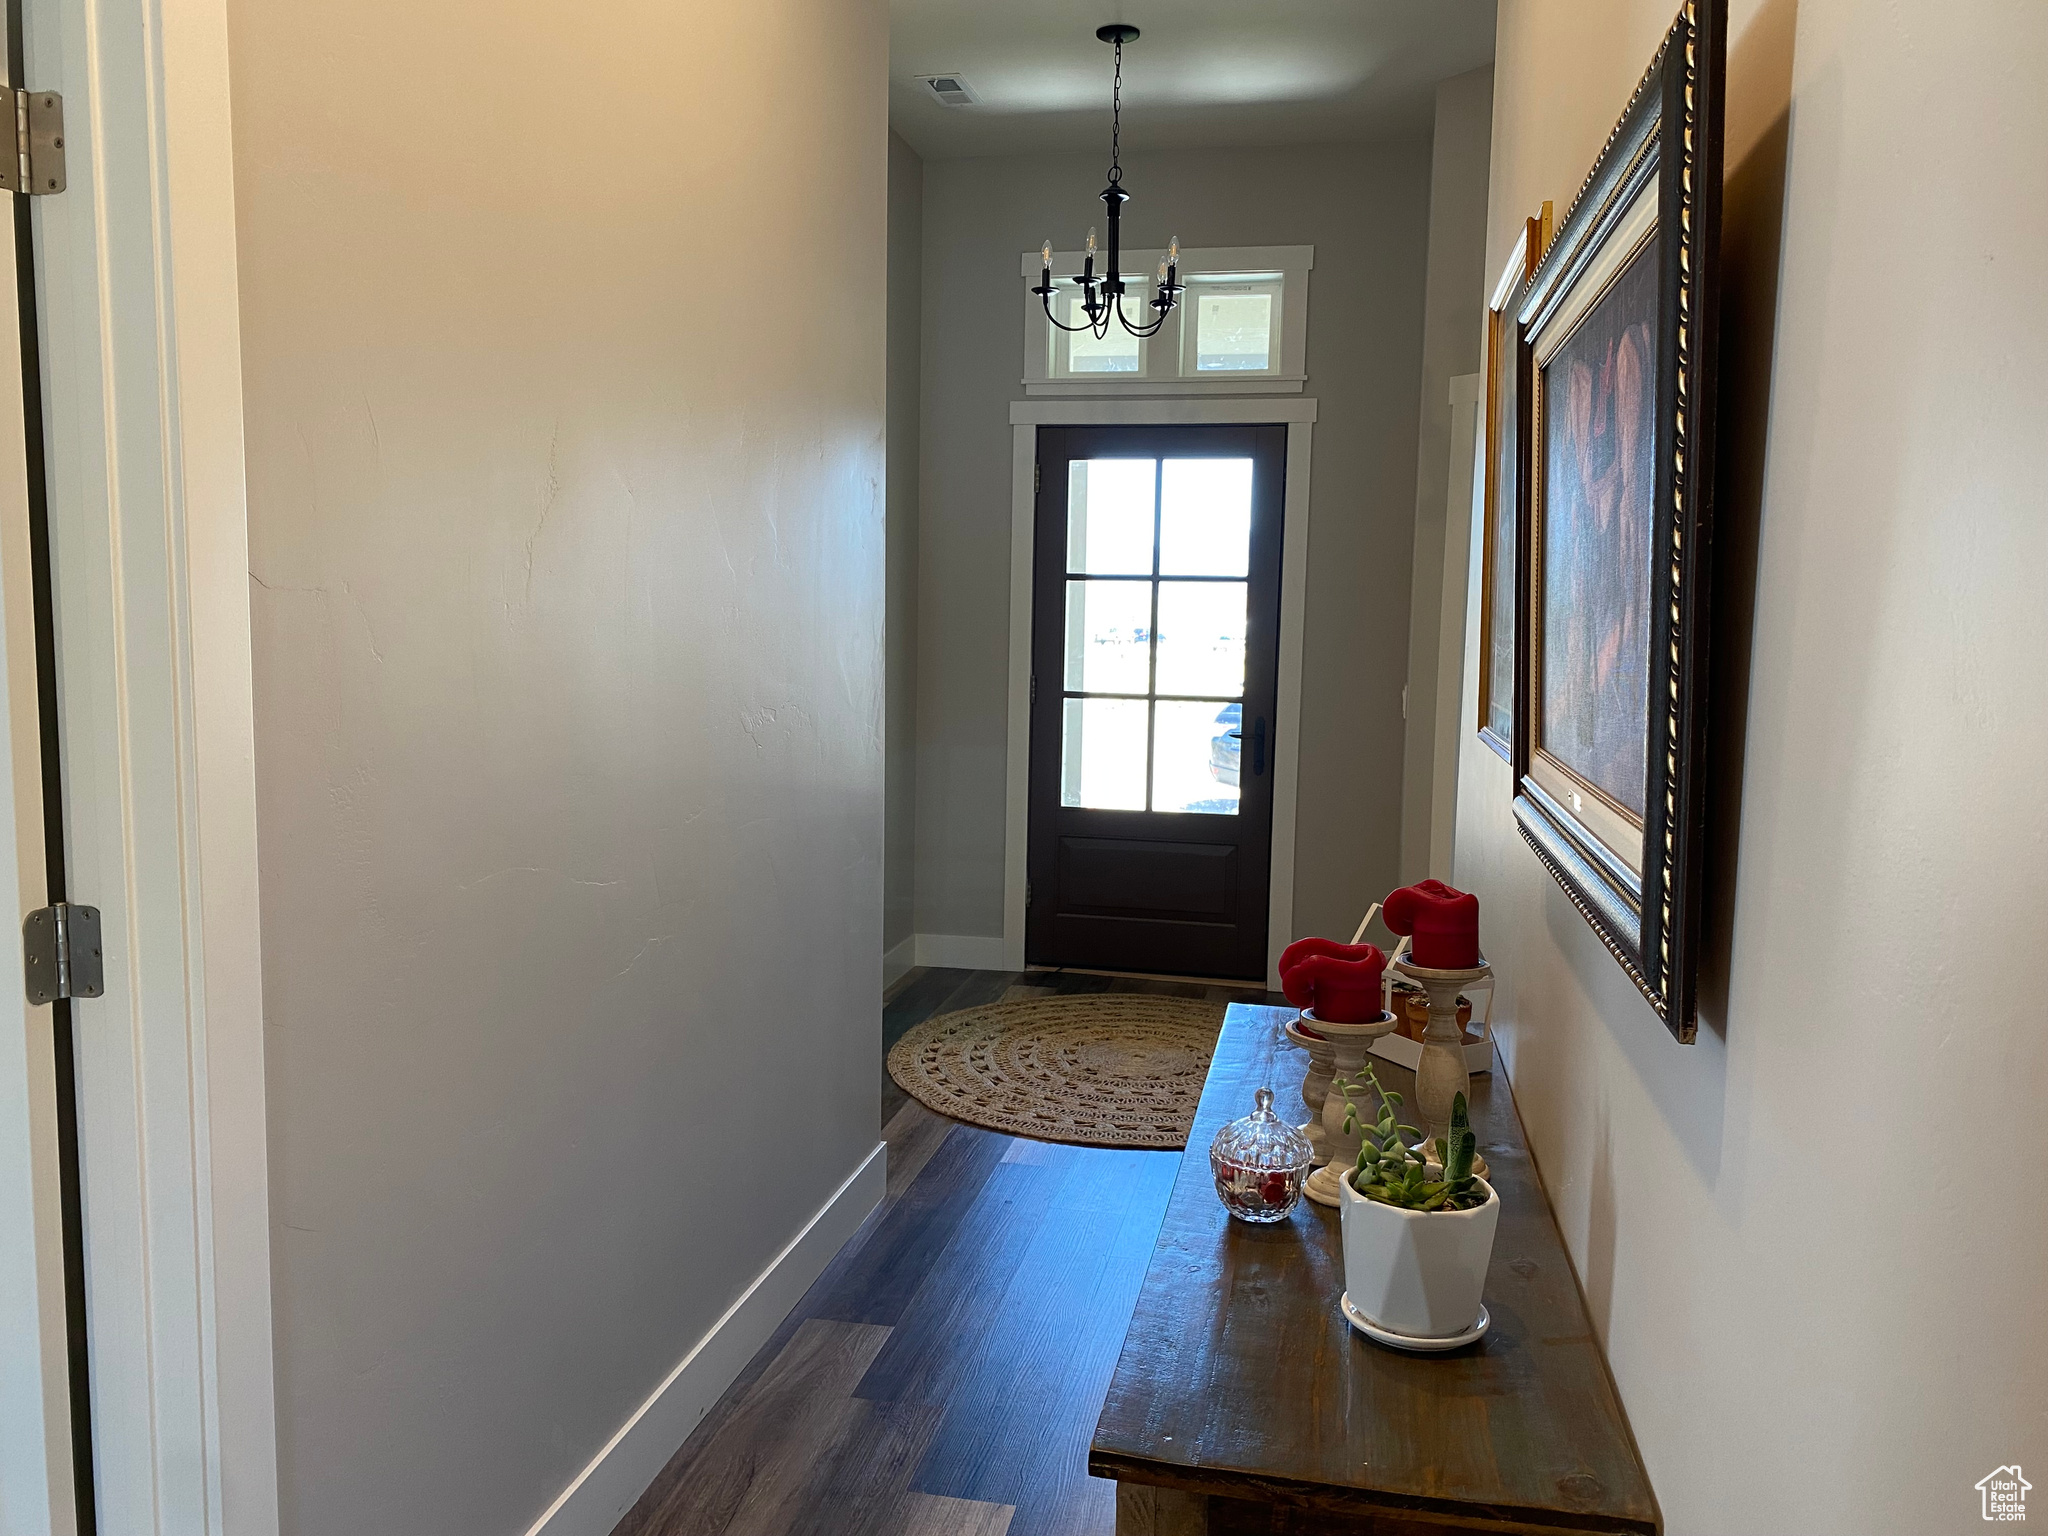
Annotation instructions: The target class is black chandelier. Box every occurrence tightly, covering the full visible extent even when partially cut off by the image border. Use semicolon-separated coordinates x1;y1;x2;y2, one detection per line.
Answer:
1032;24;1182;341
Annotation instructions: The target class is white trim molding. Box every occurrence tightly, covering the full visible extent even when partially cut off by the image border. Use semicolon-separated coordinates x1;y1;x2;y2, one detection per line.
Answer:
914;933;1009;972
1003;400;1317;988
882;934;917;992
23;0;277;1527
1009;397;1318;427
522;1142;887;1536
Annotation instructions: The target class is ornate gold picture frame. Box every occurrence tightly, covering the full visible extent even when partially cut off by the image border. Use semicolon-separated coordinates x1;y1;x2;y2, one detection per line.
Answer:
1476;205;1548;761
1511;0;1726;1040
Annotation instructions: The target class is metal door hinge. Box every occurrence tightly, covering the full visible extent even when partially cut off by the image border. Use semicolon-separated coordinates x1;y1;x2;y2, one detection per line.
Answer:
1030;673;1037;704
23;903;101;1004
0;90;64;195
1034;463;1041;494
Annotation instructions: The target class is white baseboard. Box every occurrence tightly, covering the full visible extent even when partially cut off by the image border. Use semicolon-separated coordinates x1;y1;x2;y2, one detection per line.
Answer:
882;934;916;992
522;1140;887;1536
913;932;1008;971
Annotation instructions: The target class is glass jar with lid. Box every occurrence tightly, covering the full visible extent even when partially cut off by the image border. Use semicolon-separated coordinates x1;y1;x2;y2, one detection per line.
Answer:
1209;1087;1314;1223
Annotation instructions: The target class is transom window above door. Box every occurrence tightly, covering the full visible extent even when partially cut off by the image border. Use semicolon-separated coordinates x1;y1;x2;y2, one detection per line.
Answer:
1061;456;1255;815
1022;245;1313;396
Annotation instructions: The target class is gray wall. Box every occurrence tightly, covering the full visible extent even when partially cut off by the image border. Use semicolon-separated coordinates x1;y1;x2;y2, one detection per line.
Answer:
1399;68;1495;884
227;0;887;1530
913;141;1433;948
886;132;924;958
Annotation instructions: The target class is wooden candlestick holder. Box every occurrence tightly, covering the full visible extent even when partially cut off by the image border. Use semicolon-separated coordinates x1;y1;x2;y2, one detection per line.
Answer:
1390;952;1492;1160
1297;1009;1400;1207
1283;1016;1338;1165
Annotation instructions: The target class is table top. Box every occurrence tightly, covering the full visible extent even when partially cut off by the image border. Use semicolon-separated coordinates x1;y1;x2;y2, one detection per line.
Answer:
1090;1004;1660;1534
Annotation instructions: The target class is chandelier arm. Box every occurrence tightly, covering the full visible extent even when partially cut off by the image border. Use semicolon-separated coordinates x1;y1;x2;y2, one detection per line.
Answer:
1112;290;1172;339
1040;289;1099;334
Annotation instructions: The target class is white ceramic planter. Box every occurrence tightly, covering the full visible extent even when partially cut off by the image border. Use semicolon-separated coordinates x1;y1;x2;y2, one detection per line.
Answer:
1337;1169;1499;1339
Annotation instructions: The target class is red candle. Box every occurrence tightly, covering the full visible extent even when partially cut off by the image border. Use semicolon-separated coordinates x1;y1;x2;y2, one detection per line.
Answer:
1382;879;1480;969
1278;938;1387;1023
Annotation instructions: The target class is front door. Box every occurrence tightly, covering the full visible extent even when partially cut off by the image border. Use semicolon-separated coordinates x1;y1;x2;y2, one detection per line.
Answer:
1026;423;1285;980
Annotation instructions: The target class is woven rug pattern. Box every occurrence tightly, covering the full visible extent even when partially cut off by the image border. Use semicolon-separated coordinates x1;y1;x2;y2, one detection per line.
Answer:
887;993;1226;1150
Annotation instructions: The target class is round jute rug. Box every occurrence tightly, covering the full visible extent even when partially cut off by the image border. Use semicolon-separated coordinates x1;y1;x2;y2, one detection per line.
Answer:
887;994;1225;1150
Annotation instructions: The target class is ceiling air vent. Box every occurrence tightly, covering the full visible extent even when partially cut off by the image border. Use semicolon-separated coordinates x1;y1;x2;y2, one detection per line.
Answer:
919;74;979;107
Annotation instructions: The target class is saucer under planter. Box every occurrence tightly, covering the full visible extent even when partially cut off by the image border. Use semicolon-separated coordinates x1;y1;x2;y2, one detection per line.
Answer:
1340;1291;1489;1352
1337;1167;1499;1341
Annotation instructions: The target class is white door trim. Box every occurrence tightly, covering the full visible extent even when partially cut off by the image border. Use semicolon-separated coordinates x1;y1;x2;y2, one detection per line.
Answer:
25;0;277;1528
1003;399;1317;989
0;56;72;1524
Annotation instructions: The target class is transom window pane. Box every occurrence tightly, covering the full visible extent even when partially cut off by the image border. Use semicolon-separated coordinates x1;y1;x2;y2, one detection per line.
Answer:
1067;459;1156;574
1195;291;1274;372
1159;458;1253;576
1154;582;1247;697
1063;579;1152;694
1063;285;1142;373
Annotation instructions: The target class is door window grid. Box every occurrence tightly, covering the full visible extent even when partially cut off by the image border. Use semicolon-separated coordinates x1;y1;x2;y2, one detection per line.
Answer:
1062;456;1250;814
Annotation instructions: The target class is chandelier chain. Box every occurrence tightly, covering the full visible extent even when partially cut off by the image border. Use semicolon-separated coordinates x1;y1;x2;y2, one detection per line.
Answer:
1108;39;1123;185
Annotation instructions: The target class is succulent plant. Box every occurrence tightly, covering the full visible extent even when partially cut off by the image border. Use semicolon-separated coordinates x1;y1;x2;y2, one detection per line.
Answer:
1336;1065;1487;1213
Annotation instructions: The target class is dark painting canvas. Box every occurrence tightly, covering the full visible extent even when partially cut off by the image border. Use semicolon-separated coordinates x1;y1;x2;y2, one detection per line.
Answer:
1539;236;1658;819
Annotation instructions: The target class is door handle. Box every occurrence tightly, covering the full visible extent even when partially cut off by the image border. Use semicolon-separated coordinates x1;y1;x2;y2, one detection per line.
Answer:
1252;717;1267;777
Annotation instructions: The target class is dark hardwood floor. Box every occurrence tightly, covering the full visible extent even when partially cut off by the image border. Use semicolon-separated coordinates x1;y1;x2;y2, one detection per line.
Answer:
613;966;1284;1536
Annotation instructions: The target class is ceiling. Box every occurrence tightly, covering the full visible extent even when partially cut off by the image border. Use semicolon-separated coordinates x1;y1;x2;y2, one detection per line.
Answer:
889;0;1497;161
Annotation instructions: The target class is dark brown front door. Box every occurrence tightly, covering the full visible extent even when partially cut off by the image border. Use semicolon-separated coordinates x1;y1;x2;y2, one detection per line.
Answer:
1026;423;1285;980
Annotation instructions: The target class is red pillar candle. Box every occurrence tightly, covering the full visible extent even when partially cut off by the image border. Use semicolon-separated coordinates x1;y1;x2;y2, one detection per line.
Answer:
1382;879;1481;969
1278;938;1387;1024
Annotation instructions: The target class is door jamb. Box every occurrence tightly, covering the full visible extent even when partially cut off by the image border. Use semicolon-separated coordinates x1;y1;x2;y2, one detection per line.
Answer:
1004;397;1317;989
24;0;277;1526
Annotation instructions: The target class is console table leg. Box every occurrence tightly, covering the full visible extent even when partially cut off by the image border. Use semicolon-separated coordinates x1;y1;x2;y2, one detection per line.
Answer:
1116;1483;1209;1534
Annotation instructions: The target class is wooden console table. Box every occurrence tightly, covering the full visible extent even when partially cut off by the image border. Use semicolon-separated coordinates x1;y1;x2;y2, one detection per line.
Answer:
1091;1004;1659;1535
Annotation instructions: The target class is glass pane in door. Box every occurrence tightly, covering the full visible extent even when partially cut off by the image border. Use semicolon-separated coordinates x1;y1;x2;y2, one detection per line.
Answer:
1153;581;1247;697
1158;458;1253;576
1153;700;1242;814
1056;449;1257;817
1067;459;1156;574
1063;579;1153;693
1060;697;1149;809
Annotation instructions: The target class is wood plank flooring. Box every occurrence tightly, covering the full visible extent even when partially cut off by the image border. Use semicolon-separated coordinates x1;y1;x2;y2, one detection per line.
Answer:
612;966;1283;1536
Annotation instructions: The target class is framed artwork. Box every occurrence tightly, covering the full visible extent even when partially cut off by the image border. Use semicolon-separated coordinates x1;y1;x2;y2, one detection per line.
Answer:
1476;206;1548;761
1511;0;1726;1041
